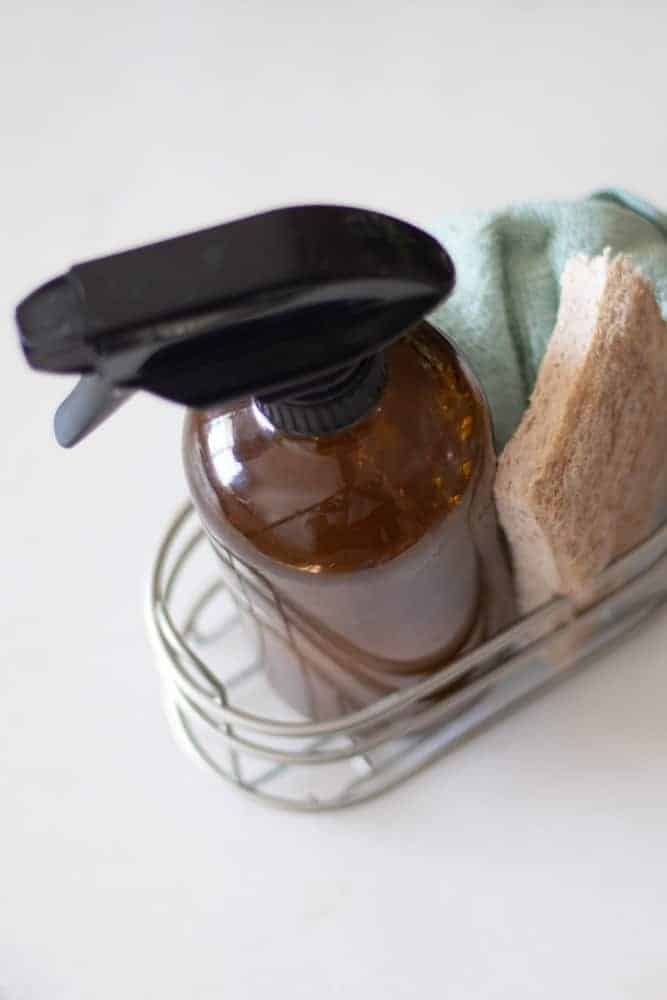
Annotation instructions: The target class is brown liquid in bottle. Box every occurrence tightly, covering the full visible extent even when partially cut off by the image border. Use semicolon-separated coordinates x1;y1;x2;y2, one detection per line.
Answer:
184;322;514;718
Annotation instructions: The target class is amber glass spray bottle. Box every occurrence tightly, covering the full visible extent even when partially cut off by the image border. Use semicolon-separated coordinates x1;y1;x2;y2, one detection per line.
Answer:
17;205;515;719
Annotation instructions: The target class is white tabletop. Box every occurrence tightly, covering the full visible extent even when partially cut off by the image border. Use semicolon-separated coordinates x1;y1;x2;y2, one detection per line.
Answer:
3;3;667;997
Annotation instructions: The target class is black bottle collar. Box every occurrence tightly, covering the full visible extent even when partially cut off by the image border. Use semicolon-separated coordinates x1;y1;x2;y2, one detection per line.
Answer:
256;352;387;436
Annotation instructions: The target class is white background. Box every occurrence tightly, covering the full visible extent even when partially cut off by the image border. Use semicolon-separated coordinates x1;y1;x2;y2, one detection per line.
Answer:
2;2;667;997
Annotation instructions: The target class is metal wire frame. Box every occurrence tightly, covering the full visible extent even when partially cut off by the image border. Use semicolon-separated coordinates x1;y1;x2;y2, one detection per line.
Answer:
147;503;667;810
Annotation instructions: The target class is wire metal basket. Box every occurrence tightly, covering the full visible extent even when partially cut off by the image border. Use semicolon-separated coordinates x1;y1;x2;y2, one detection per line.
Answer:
148;504;667;811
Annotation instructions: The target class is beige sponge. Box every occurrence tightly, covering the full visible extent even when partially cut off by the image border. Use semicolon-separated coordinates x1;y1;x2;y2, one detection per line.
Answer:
495;251;667;614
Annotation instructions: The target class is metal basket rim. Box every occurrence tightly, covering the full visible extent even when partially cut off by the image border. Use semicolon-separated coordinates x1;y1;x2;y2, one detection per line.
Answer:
148;502;667;742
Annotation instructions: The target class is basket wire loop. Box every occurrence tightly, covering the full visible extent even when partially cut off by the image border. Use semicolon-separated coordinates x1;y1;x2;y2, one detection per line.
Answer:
148;503;667;810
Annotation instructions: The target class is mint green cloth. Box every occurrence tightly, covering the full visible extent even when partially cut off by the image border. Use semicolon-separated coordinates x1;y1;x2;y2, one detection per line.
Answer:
429;190;667;449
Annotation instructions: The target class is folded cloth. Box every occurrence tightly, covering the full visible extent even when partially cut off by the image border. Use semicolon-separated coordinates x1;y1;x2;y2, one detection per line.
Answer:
429;189;667;449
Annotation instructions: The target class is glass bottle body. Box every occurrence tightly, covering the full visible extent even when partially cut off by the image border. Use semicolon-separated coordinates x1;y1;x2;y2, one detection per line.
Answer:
184;322;515;718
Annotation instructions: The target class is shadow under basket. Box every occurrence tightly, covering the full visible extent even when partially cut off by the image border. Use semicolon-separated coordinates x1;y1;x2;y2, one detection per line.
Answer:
148;504;667;811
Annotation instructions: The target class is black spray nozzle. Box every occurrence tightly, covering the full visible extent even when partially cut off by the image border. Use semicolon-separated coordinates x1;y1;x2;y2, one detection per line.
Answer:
16;204;455;445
